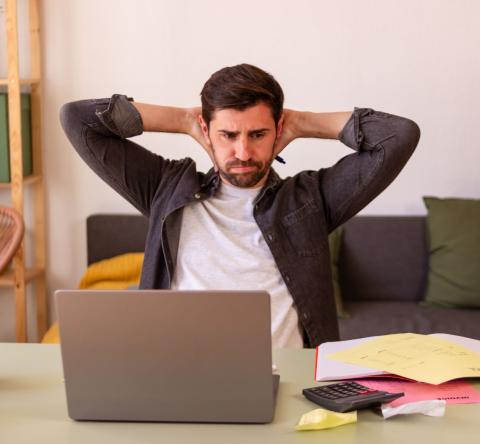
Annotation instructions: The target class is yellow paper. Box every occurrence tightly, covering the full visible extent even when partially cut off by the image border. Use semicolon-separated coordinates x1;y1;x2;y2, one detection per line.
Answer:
295;408;357;431
328;333;480;385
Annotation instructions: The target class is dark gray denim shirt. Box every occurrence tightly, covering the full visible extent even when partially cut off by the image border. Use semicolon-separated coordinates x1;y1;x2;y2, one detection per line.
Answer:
60;95;420;347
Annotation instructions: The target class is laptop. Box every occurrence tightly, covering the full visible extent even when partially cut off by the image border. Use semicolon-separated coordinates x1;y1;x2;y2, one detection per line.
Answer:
55;289;278;423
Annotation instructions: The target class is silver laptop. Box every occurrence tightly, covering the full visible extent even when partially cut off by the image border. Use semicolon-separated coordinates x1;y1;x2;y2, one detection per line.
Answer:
55;289;278;423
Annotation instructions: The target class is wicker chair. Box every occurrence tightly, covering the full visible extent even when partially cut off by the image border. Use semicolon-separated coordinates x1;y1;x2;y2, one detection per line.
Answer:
0;206;25;274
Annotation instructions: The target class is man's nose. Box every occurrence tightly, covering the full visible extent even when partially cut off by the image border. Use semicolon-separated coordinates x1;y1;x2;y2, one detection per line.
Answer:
234;136;252;161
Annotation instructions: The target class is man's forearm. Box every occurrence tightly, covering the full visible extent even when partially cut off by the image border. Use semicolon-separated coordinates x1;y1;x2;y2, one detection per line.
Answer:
292;111;353;140
132;102;194;134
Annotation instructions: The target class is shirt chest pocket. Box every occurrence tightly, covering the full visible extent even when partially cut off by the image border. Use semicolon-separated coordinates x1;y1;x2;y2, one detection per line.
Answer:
281;200;326;257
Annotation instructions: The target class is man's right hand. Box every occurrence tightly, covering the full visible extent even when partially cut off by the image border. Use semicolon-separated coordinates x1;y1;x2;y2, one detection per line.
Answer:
185;107;215;164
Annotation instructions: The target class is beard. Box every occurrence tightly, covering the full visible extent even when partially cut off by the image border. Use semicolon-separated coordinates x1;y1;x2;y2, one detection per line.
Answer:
218;158;272;188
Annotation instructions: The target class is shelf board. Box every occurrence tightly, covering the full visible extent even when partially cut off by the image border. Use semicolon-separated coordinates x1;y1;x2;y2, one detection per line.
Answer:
0;78;41;86
0;266;44;287
0;175;42;188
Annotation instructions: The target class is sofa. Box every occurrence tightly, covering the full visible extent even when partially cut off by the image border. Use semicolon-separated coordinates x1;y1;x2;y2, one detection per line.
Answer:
337;216;480;340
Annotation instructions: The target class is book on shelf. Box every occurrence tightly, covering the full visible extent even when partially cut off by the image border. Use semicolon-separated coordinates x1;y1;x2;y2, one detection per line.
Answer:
0;92;33;183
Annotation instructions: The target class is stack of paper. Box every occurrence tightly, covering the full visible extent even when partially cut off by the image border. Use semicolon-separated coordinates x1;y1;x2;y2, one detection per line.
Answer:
315;333;480;407
316;333;480;385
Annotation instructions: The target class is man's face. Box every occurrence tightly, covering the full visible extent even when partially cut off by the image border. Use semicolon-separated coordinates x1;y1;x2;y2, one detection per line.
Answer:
200;102;282;188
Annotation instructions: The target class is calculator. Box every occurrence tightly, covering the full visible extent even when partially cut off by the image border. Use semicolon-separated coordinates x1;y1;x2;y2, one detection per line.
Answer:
302;381;404;412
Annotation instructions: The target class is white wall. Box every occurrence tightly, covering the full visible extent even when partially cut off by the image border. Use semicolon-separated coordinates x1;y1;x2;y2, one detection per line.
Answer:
0;0;479;341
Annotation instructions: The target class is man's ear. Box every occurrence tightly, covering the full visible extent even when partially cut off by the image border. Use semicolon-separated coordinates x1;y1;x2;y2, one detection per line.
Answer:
197;114;217;170
276;113;284;139
198;115;212;147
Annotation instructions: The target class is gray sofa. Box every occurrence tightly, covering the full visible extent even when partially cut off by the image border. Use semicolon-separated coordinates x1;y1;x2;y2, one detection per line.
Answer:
337;216;480;340
86;214;480;343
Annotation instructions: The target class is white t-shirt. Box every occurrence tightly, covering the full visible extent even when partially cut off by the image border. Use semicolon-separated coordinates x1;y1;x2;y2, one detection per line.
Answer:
170;182;303;348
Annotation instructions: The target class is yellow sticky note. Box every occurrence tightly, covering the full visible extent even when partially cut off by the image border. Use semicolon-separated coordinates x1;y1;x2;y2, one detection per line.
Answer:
295;408;357;431
328;333;480;385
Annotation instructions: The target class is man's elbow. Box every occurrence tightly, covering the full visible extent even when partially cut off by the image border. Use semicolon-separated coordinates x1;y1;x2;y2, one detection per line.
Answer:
59;101;81;134
59;100;95;149
399;117;421;155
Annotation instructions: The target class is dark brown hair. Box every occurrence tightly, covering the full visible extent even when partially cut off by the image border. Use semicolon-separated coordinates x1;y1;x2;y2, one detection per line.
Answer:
200;64;284;128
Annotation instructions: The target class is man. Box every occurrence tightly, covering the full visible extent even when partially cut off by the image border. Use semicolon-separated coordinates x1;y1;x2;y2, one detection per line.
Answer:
60;64;420;348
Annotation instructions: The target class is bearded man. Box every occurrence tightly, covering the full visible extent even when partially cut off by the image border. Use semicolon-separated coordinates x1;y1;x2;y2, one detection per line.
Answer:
60;64;420;348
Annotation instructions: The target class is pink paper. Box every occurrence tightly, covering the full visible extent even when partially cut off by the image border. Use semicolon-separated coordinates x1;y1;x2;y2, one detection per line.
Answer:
355;378;480;407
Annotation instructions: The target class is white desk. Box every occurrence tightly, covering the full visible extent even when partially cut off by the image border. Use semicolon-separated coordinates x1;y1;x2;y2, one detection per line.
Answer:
0;344;478;443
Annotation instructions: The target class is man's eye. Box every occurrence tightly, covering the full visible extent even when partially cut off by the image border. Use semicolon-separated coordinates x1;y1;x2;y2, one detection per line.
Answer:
252;133;265;139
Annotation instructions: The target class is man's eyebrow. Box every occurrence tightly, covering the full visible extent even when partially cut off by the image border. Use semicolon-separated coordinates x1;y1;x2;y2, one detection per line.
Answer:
217;128;270;135
249;128;270;134
217;130;239;135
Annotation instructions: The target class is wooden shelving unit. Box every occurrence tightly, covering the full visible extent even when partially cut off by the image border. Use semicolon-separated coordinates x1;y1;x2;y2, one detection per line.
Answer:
1;0;47;342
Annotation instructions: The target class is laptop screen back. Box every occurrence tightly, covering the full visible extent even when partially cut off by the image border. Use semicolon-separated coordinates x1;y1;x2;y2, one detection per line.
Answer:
56;290;275;423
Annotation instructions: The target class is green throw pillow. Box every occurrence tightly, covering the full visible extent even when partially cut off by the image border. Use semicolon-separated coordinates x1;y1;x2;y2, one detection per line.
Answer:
422;197;480;308
328;227;349;319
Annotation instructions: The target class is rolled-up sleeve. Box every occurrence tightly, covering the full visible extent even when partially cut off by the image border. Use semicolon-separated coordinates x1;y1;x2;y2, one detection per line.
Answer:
59;95;174;216
94;94;144;139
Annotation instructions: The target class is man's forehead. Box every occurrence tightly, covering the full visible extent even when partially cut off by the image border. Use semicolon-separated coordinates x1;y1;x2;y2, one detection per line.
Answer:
210;103;276;129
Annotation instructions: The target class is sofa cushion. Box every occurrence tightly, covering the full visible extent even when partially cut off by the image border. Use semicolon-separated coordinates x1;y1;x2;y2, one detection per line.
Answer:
423;197;480;308
339;217;428;302
339;301;480;340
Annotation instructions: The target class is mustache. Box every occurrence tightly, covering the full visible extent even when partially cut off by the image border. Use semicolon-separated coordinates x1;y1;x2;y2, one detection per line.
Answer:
225;159;263;169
